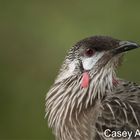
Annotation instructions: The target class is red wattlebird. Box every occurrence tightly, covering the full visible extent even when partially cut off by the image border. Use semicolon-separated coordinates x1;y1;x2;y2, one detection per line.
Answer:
45;36;140;140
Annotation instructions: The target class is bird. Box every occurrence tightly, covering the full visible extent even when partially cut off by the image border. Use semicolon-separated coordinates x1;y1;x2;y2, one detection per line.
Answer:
45;36;140;140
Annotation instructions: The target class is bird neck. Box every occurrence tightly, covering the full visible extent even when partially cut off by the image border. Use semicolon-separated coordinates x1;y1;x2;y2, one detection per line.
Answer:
46;67;118;140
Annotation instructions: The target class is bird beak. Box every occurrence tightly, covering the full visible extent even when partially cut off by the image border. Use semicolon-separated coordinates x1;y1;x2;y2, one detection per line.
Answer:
111;41;140;55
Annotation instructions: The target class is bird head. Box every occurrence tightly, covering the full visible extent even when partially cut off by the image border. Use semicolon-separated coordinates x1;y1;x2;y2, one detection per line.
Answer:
56;36;139;89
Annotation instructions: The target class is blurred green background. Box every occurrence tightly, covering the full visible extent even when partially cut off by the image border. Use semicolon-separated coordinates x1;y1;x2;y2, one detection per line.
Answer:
0;0;140;139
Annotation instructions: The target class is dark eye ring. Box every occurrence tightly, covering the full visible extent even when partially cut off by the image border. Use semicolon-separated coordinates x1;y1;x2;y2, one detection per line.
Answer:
85;48;95;57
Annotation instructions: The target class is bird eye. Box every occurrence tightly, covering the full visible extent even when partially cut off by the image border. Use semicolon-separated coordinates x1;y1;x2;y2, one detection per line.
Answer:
85;48;95;57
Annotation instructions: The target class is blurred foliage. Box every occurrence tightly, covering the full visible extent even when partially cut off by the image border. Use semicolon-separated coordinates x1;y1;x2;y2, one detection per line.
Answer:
0;0;140;139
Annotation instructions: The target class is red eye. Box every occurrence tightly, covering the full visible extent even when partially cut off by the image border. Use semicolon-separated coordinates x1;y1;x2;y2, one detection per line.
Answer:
85;48;95;57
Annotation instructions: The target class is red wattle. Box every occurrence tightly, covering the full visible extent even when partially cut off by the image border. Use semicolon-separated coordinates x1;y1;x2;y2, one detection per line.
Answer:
81;72;90;88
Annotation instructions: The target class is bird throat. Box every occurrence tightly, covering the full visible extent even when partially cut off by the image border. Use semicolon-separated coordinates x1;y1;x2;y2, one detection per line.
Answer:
81;71;119;88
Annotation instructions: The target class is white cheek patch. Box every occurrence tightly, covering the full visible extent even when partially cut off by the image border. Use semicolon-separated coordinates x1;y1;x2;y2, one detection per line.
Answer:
82;52;104;70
